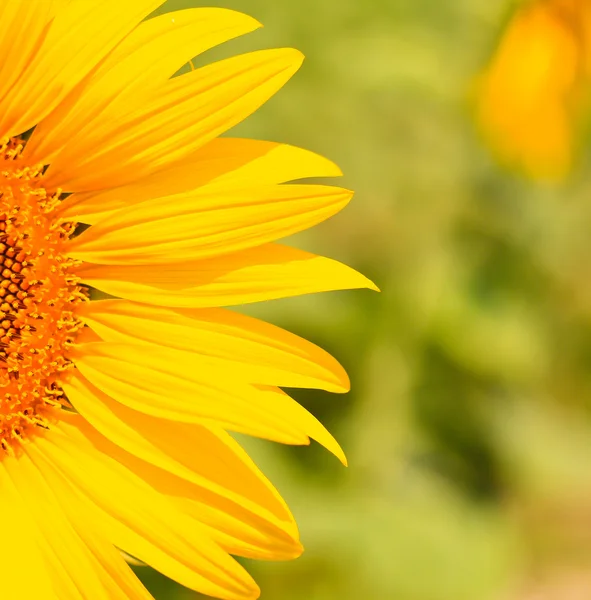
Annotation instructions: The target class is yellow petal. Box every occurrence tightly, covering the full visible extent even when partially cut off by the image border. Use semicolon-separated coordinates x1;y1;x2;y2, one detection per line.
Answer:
0;1;63;129
79;299;349;392
26;8;260;165
120;448;302;561
68;184;352;265
76;243;377;307
46;48;304;191
38;417;260;600
0;458;60;599
4;446;153;599
71;340;345;462
64;373;302;559
120;550;148;568
0;0;163;138
60;138;342;224
256;386;348;465
65;370;295;523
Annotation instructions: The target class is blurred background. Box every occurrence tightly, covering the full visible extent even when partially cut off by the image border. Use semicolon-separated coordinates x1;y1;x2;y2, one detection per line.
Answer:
140;1;591;598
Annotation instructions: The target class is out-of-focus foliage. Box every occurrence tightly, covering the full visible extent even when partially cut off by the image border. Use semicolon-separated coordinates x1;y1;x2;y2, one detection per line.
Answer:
140;1;591;598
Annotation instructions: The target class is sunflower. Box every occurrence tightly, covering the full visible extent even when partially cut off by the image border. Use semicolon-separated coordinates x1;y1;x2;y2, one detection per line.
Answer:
0;2;375;599
475;0;591;180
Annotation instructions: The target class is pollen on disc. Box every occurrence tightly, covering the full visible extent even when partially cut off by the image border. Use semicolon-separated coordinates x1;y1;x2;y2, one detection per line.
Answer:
0;137;86;456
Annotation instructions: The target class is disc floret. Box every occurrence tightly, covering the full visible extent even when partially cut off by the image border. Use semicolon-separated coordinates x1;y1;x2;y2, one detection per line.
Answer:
0;137;86;455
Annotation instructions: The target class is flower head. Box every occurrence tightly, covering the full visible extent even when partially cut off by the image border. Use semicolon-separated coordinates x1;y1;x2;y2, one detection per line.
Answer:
0;2;374;598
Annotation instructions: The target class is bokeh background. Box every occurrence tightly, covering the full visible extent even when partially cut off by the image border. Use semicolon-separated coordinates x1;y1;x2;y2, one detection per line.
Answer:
139;1;591;598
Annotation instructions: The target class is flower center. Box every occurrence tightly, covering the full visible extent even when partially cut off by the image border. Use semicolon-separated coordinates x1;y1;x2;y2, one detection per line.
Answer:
0;137;86;456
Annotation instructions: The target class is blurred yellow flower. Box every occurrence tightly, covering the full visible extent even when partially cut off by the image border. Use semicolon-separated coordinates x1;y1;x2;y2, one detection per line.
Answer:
0;1;375;598
475;0;591;180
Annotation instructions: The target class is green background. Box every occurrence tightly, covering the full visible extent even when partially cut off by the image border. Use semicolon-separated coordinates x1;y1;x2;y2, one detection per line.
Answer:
138;1;591;598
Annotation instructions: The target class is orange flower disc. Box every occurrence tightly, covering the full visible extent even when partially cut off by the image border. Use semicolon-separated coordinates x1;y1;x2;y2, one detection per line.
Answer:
0;137;85;454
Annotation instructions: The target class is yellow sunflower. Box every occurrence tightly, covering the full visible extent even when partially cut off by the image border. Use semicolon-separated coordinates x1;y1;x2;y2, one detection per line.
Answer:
475;0;591;180
0;2;375;598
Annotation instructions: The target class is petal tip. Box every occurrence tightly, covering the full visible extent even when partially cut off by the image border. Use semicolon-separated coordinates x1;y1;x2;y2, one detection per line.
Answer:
357;275;379;293
331;442;348;467
330;364;351;394
235;11;263;32
283;48;305;69
308;426;347;466
365;278;380;292
293;540;305;558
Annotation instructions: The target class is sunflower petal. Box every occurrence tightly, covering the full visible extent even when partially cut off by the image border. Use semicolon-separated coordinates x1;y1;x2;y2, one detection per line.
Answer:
64;373;302;559
77;243;377;307
46;48;304;191
59;138;342;224
115;447;302;561
78;300;349;392
26;8;260;165
71;340;346;462
65;370;294;520
68;184;352;265
38;417;260;600
0;1;62;124
4;446;153;600
0;0;163;137
0;458;60;599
